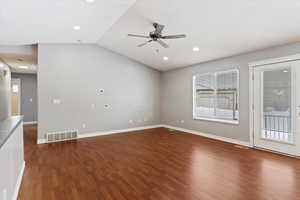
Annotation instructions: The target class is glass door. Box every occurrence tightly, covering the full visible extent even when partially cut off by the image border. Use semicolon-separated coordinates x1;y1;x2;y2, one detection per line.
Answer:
253;60;300;156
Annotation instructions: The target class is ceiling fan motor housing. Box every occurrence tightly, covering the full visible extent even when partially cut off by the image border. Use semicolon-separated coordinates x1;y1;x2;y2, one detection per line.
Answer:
150;32;160;41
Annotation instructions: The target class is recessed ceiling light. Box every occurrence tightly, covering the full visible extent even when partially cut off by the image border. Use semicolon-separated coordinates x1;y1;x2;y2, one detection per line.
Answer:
283;70;289;73
85;0;95;3
193;47;200;52
163;56;169;61
73;25;81;30
19;65;29;69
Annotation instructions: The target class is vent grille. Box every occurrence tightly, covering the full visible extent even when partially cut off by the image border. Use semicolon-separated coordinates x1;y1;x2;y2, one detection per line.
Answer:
46;130;78;143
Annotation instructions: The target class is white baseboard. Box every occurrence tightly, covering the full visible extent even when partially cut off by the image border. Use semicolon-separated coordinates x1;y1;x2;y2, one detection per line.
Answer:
37;125;163;144
12;161;25;200
36;124;249;147
161;124;251;147
23;121;37;125
79;125;163;139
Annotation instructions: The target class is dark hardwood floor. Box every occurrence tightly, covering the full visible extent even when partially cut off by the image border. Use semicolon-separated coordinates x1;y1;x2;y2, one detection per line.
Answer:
18;125;300;200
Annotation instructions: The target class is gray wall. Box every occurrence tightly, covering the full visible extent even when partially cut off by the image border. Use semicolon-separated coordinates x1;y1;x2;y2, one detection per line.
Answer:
161;42;300;142
38;44;160;139
11;73;37;122
0;62;11;121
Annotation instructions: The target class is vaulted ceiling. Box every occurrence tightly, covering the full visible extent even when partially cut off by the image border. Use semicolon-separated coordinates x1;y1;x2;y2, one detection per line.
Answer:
0;0;136;44
98;0;300;71
1;0;300;71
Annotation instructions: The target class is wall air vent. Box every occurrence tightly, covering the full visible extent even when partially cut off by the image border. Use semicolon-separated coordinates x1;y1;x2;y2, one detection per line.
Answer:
46;130;78;143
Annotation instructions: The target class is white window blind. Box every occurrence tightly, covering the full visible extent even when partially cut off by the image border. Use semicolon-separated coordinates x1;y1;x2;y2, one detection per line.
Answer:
193;69;239;123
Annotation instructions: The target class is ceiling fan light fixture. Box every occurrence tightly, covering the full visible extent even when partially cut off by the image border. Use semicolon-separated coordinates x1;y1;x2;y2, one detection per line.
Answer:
163;56;169;61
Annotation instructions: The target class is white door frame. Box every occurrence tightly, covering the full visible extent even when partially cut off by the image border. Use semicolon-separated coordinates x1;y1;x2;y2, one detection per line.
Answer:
11;78;21;115
249;54;300;148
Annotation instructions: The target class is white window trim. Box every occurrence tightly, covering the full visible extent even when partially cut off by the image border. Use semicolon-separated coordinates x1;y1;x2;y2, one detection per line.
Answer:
193;116;239;125
193;68;240;124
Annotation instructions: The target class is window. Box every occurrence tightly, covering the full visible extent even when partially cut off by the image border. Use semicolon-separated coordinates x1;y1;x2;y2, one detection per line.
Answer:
193;69;239;124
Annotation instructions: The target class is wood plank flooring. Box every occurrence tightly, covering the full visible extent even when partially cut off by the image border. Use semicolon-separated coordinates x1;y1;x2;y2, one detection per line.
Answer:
18;125;300;200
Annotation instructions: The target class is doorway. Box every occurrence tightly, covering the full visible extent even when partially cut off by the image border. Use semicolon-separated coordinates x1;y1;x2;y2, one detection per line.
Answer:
250;59;300;156
11;78;21;116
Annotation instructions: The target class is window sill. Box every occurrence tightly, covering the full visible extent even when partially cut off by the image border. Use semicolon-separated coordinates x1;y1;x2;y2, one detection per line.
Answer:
193;117;239;125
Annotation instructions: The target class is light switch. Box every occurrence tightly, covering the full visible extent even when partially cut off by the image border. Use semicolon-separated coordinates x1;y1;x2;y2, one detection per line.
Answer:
53;99;61;104
29;98;33;102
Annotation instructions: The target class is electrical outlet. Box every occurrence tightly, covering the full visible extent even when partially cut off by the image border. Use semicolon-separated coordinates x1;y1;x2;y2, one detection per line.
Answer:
29;98;33;102
129;120;133;124
180;120;185;124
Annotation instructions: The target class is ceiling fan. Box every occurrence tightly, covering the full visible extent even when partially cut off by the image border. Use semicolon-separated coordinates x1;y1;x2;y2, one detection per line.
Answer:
127;23;186;48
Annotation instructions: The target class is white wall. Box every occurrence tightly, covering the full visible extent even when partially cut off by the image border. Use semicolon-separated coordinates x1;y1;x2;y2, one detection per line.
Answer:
161;42;300;142
38;44;161;139
0;61;11;121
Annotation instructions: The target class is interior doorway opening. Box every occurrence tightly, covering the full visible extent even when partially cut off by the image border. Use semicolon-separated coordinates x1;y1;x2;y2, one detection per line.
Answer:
11;78;21;116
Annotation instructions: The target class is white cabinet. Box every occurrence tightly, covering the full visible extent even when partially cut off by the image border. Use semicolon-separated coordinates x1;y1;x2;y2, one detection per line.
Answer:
0;123;24;200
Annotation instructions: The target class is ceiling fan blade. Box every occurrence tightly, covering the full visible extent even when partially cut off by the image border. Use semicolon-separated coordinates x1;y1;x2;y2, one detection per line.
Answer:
137;40;152;47
153;23;165;34
161;34;186;39
128;34;150;39
157;39;169;48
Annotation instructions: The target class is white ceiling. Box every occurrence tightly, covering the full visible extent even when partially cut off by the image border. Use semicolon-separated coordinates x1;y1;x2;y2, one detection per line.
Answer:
0;0;137;44
98;0;300;71
0;45;37;74
2;0;300;71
